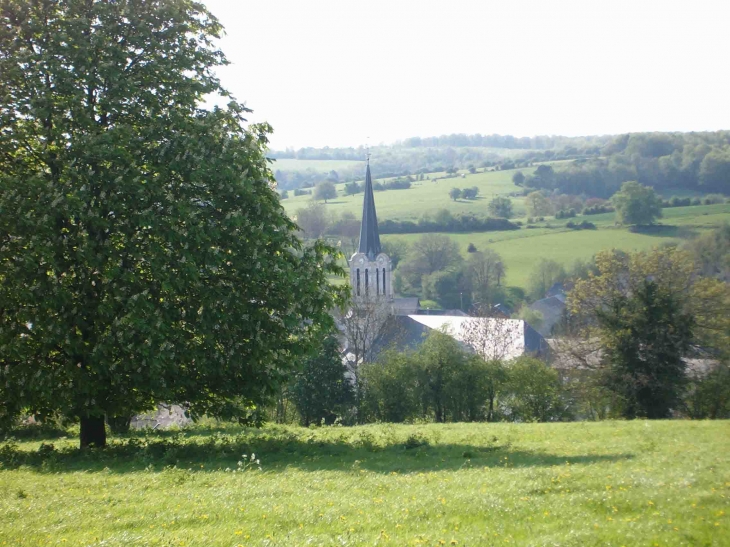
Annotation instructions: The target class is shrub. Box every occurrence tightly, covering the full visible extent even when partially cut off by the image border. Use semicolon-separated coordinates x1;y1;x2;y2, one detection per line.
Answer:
467;243;477;253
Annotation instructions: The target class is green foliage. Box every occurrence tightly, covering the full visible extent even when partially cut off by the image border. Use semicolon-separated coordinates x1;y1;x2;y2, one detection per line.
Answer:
525;191;553;217
685;223;730;281
527;259;566;300
595;281;694;419
0;0;345;447
512;171;525;186
611;181;663;225
343;181;362;195
290;331;354;426
683;364;730;419
488;196;514;219
449;187;461;200
502;357;566;422
295;201;329;238
422;269;470;310
361;351;419;423
313;180;337;202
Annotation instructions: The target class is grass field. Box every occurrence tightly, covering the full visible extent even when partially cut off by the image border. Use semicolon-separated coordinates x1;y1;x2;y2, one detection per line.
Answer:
1;421;728;546
282;168;527;221
381;203;730;289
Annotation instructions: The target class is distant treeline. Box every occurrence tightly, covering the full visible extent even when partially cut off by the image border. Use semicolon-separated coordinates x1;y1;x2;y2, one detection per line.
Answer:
274;131;730;197
518;132;730;197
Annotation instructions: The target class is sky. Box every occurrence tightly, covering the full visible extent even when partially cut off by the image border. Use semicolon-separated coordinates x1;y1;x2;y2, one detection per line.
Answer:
203;0;730;150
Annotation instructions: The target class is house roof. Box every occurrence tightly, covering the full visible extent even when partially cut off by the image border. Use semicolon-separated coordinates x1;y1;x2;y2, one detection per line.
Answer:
404;315;546;360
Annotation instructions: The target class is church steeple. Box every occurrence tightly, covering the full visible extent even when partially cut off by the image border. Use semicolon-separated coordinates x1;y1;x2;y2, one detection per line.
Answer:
357;160;381;260
349;159;393;302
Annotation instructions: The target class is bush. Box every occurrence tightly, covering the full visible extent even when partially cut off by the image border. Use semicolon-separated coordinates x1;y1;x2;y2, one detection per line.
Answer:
703;194;726;205
555;209;577;219
467;243;477;253
501;357;568;422
583;204;613;215
379;214;520;235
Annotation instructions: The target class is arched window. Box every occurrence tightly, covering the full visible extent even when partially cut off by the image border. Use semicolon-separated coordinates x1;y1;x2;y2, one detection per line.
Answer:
382;268;386;296
376;267;380;295
356;269;360;296
365;269;369;295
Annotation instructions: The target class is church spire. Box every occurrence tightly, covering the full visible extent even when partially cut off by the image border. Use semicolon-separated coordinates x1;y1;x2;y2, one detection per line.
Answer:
357;159;381;260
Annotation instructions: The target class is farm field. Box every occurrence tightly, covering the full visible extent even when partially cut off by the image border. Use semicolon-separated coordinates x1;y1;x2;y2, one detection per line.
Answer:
382;203;730;289
1;421;728;546
281;168;527;221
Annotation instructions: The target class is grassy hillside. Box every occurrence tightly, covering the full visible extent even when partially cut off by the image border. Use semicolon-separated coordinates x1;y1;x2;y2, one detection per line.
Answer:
281;168;527;221
2;421;728;546
383;204;730;289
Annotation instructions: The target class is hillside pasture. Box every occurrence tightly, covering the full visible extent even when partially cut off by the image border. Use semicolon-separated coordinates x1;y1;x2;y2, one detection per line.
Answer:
282;168;527;221
1;421;728;546
383;203;730;289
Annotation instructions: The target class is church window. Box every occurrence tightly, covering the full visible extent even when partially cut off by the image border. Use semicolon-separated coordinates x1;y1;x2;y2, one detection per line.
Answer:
376;268;380;294
365;269;369;295
382;268;386;295
356;269;360;296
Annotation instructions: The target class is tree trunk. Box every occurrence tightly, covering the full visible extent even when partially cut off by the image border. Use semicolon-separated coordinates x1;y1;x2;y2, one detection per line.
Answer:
80;415;106;448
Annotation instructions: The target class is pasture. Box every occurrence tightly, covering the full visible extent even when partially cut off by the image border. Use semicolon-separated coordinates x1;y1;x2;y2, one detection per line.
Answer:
1;421;728;546
382;203;730;289
281;168;527;221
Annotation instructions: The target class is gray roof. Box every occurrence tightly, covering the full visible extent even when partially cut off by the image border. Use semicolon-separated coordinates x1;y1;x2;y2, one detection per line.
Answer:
357;162;382;259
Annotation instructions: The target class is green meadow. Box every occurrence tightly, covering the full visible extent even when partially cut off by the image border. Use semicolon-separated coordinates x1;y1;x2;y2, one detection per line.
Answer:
281;168;527;221
1;421;728;546
279;160;730;291
383;204;730;289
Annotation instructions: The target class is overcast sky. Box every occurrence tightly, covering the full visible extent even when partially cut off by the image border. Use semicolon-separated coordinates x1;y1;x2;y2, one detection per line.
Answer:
203;0;730;150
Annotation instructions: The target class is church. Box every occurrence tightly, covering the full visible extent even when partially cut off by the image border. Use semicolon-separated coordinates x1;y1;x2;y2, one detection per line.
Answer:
343;161;547;363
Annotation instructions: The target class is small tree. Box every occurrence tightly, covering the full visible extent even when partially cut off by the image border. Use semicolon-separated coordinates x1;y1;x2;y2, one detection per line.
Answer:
502;357;566;422
466;250;506;307
525;191;553;217
344;181;361;196
527;259;566;300
314;181;337;203
449;187;462;201
290;330;354;426
461;187;479;200
611;181;663;226
296;202;330;239
488;196;514;218
512;171;525;186
410;234;462;275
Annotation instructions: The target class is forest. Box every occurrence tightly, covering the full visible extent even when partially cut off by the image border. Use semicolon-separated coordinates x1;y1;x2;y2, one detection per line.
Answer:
272;131;730;197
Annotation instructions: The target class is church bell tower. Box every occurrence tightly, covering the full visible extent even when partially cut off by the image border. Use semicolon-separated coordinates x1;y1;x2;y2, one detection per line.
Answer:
350;160;394;301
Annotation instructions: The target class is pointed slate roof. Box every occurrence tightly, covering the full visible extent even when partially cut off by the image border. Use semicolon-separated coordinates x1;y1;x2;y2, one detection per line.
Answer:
357;162;381;259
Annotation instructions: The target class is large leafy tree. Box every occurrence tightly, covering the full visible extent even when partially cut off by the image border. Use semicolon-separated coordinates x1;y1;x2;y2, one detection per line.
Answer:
0;0;345;447
568;247;730;418
611;181;663;226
